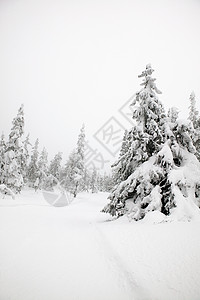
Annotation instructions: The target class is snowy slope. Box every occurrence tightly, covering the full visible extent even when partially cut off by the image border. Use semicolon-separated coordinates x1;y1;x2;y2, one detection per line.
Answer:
0;190;200;300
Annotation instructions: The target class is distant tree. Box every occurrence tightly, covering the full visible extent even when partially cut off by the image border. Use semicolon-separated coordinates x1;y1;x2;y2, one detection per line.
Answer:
63;125;86;197
168;107;179;123
102;173;114;192
90;167;98;193
49;152;62;181
188;92;200;161
82;168;91;192
4;105;25;192
188;92;199;129
27;138;40;188
38;147;49;188
0;133;6;184
96;172;114;192
63;150;79;196
22;133;31;183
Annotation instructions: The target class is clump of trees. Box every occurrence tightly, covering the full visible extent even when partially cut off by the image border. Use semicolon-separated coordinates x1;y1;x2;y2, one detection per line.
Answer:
0;110;112;197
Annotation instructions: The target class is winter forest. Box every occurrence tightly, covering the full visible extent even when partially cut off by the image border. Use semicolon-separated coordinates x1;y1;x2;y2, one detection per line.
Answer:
1;62;200;300
1;64;200;221
0;105;113;197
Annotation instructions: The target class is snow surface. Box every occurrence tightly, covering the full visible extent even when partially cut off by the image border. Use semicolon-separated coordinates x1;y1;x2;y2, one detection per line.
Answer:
1;190;200;300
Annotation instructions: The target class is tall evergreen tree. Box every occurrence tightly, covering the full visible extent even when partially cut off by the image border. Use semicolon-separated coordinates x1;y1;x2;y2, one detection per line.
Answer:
4;105;25;192
112;65;166;188
103;65;200;220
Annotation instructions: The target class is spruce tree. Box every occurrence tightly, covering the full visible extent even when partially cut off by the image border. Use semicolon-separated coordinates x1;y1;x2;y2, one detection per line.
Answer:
112;129;132;185
27;138;39;187
112;65;166;188
188;92;200;161
38;147;49;188
103;65;200;220
90;167;98;193
49;152;62;181
63;125;85;197
188;92;199;129
0;133;6;184
4;105;25;192
168;107;179;123
22;134;31;183
82;168;91;192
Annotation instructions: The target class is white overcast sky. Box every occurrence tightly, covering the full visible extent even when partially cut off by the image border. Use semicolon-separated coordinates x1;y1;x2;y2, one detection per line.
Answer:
0;0;200;167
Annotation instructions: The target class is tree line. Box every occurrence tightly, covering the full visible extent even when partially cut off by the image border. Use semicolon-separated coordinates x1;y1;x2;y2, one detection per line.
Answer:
0;108;112;197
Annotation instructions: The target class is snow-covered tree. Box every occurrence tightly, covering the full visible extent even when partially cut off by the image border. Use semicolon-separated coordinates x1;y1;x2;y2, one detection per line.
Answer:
42;174;58;191
38;147;49;188
63;150;79;195
102;173;114;192
168;107;179;123
27;138;40;188
76;124;85;174
188;92;200;161
103;65;200;221
21;133;31;183
112;129;132;184
0;133;6;184
4;105;25;192
112;65;166;188
63;125;86;197
49;152;62;181
90;167;98;193
188;92;199;129
82;168;91;192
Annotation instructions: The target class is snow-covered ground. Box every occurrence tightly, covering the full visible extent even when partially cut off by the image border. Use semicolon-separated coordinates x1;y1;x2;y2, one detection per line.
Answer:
0;190;200;300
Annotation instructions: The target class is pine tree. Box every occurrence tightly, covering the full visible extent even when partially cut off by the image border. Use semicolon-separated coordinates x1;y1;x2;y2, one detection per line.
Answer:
63;150;79;195
38;147;49;188
63;125;86;197
0;133;6;184
188;92;199;129
188;92;200;161
82;168;91;192
112;65;166;188
102;65;200;220
27;138;39;188
21;134;31;183
76;124;85;175
49;152;62;181
90;167;98;193
4;105;25;192
131;64;166;155
102;173;114;192
112;129;132;185
168;107;179;123
103;65;166;216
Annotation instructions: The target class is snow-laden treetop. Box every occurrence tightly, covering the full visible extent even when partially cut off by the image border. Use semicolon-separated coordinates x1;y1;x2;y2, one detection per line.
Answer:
138;64;162;94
